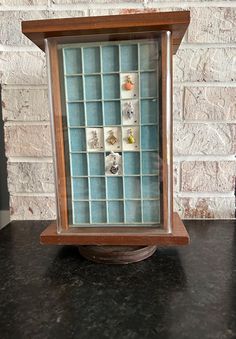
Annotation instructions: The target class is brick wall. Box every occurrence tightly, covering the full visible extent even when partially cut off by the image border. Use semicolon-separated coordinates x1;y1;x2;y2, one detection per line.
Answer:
1;0;235;220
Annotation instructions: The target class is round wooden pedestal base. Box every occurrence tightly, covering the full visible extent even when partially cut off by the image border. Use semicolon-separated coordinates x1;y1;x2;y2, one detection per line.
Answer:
78;245;157;264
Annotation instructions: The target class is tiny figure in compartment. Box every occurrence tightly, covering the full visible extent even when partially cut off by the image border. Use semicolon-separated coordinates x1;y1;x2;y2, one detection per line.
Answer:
90;130;100;149
106;130;118;145
127;128;135;144
123;101;135;120
123;75;134;91
105;151;121;175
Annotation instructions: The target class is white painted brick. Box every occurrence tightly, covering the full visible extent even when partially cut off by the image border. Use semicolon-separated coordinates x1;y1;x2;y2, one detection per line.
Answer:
174;123;236;155
47;10;86;19
0;11;48;47
184;87;236;121
181;161;236;192
173;162;179;193
173;86;183;120
174;196;235;219
188;8;236;43
174;48;236;82
8;162;55;193
0;52;47;85
2;88;49;121
4;125;52;157
0;0;48;5
10;196;56;220
52;0;142;4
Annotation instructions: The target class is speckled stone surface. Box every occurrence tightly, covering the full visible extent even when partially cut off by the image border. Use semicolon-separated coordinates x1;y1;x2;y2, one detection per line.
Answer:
0;220;236;339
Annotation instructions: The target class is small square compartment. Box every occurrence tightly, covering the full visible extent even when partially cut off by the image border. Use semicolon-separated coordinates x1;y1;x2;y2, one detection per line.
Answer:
105;152;122;176
141;99;158;124
102;46;119;73
140;72;157;98
71;153;87;176
103;74;120;100
124;176;141;199
120;72;139;99
86;127;104;151
125;200;142;223
90;177;106;199
120;45;138;72
122;126;139;151
86;102;103;126
73;201;90;224
139;43;158;70
91;201;107;223
123;152;140;175
122;99;139;125
89;153;105;175
107;177;123;199
108;201;124;223
69;128;86;152
141;125;158;150
142;151;159;175
63;48;82;74
143;200;160;223
83;47;100;73
66;76;83;101
142;176;160;198
72;178;89;200
104;101;121;126
84;75;101;100
104;127;122;152
67;103;85;126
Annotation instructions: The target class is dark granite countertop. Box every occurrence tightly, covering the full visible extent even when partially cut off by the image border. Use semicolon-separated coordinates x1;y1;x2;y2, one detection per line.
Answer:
0;220;235;339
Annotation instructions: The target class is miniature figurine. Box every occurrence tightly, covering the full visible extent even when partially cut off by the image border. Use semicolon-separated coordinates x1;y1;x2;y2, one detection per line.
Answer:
106;130;118;145
124;102;135;120
90;130;99;149
110;157;119;174
123;75;134;91
127;128;135;144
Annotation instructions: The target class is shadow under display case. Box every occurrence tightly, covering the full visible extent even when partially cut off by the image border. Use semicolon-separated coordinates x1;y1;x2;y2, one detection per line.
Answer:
22;11;190;263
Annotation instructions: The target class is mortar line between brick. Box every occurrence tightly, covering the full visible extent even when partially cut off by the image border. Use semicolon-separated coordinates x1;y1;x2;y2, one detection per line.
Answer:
174;82;236;87
174;155;236;161
11;193;55;197
4;121;50;126
8;157;53;163
177;192;235;198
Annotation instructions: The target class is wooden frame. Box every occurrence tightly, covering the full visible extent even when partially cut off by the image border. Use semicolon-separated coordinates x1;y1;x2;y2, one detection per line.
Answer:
22;11;190;246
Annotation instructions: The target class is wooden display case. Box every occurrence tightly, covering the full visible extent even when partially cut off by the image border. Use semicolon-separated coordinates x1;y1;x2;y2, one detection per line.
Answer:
22;11;190;263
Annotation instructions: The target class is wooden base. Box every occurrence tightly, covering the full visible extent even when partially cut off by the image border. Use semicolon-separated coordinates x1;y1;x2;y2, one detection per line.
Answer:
40;213;189;246
78;245;157;264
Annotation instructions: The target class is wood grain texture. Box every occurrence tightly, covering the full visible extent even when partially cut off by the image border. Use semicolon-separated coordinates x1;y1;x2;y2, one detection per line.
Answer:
22;11;190;54
40;212;190;246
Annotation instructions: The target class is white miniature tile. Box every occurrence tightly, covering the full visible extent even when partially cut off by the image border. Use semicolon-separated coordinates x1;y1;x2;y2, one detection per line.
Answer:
105;151;122;176
104;126;122;152
122;126;140;151
86;127;104;152
122;99;139;125
120;72;139;99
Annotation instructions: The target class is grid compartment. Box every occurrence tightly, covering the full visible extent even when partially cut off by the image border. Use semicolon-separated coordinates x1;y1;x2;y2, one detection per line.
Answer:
64;48;82;74
84;75;101;100
73;201;90;224
89;153;105;175
62;39;161;226
86;102;103;126
108;201;124;223
125;200;142;223
104;101;121;125
83;47;100;73
103;74;120;99
102;46;119;73
67;103;85;127
66;76;83;101
72;178;89;200
107;177;123;199
90;177;106;199
69;128;86;152
91;201;107;223
143;200;160;222
71;153;87;176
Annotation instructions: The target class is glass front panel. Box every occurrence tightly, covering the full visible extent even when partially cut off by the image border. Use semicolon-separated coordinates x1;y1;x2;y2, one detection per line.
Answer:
57;36;163;227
